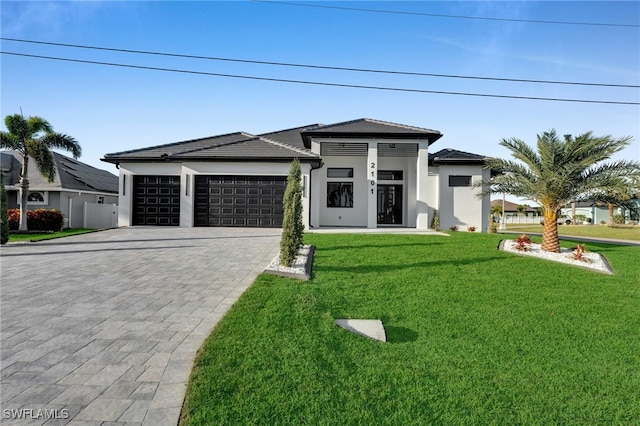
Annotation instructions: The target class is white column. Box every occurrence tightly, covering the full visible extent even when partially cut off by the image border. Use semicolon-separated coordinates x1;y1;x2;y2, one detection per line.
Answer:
416;142;430;229
367;142;378;228
180;167;193;227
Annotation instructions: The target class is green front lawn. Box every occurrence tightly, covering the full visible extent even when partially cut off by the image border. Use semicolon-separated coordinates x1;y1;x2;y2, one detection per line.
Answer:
181;233;640;425
7;228;96;242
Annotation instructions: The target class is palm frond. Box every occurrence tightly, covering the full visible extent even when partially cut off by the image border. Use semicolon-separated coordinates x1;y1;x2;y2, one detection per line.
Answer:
28;142;57;182
0;132;22;151
41;133;82;159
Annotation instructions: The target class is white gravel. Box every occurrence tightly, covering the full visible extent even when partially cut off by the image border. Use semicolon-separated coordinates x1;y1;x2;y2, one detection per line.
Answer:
500;239;613;274
264;245;312;276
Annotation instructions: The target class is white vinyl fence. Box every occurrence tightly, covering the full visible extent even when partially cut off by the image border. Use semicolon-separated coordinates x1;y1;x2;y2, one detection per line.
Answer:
500;214;542;224
83;202;118;229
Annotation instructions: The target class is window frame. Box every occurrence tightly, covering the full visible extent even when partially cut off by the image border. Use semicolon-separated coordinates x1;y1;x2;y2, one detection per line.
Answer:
327;168;354;178
448;175;472;187
26;191;48;205
326;182;354;208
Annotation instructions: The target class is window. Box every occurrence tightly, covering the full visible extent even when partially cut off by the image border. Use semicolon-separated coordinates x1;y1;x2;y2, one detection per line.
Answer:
97;196;105;204
327;168;353;178
449;175;472;187
378;170;403;181
26;191;47;205
327;183;353;207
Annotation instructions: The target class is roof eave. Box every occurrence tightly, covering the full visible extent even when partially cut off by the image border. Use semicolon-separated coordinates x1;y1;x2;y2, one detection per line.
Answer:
301;132;443;149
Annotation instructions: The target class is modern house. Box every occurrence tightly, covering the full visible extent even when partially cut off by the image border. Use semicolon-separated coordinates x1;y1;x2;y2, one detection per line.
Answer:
1;151;119;228
102;118;491;231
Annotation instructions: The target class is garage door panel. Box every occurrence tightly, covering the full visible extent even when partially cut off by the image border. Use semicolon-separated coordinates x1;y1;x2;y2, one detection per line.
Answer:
133;175;180;226
194;175;286;227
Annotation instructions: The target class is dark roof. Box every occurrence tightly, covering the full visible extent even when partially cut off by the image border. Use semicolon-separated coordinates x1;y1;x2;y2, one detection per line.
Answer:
301;118;443;148
429;148;487;165
259;124;323;150
102;132;320;164
490;199;538;212
102;118;453;164
1;151;118;194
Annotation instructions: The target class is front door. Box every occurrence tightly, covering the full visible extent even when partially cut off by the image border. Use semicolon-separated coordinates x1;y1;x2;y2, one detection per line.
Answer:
377;185;403;225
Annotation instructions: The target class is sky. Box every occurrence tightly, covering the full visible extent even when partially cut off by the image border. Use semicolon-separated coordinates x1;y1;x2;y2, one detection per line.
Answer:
1;1;639;205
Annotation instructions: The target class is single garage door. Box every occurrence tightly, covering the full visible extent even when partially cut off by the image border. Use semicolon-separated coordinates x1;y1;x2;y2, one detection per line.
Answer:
194;175;286;227
133;175;181;226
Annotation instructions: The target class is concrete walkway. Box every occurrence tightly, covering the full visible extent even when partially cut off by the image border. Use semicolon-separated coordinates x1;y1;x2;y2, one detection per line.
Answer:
1;227;281;425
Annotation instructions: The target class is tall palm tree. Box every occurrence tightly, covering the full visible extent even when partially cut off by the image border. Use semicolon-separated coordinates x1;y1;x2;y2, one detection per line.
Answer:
0;114;81;231
479;130;639;252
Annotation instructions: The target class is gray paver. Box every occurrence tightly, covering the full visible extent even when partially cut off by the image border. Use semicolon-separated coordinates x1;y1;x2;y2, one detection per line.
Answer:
1;227;280;426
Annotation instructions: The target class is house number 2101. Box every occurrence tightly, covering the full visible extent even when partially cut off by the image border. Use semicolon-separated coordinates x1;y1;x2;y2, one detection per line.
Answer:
369;162;376;194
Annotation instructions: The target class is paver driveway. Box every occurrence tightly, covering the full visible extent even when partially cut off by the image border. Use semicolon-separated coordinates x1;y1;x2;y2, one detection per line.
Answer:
1;227;281;425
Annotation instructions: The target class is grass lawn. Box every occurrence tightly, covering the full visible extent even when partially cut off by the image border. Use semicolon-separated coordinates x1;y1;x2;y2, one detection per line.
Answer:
505;224;640;241
7;228;96;242
180;233;640;425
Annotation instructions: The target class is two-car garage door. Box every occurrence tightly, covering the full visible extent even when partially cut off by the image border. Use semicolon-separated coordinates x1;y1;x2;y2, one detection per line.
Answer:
194;175;286;227
132;175;286;227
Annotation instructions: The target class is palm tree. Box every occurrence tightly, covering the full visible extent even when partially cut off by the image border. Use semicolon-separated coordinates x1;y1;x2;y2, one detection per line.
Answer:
0;114;81;231
479;130;639;252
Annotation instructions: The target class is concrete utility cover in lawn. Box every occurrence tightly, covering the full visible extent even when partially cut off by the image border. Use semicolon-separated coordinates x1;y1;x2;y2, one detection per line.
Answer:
335;319;386;342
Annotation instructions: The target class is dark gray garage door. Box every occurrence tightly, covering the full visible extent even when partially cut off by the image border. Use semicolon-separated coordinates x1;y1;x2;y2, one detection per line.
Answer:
194;175;286;227
133;175;181;226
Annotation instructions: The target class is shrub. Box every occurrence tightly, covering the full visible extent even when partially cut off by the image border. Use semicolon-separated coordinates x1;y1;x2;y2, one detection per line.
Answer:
613;214;625;225
430;209;439;230
488;221;498;233
569;244;590;263
7;208;64;231
449;225;458;231
513;234;532;251
279;159;304;267
467;226;476;232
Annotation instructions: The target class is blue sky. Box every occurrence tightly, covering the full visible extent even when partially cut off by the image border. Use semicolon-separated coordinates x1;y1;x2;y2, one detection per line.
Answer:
2;1;639;202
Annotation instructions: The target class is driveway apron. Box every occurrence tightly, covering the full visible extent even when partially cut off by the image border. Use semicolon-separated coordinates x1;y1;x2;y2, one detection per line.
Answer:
1;227;281;425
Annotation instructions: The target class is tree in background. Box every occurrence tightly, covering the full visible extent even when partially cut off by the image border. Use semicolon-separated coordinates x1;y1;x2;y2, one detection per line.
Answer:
1;174;9;244
0;114;81;231
591;178;639;225
280;159;304;267
478;130;639;252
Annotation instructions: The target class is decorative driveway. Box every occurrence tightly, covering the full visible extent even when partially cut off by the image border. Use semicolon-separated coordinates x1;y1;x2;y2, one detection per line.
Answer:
1;227;281;425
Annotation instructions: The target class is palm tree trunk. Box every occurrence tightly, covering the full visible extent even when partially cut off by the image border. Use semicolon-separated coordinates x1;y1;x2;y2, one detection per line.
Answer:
608;203;614;226
19;157;29;231
541;208;561;253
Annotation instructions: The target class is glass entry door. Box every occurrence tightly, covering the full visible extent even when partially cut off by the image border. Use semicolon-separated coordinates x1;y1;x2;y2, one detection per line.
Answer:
377;185;403;225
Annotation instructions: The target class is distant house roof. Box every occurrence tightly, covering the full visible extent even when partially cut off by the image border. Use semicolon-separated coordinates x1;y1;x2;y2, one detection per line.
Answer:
301;118;443;148
490;199;538;213
1;151;118;194
429;148;487;165
102;131;321;165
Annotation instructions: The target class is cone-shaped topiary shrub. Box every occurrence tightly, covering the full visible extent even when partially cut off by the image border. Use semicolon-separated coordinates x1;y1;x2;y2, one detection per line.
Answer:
280;159;304;267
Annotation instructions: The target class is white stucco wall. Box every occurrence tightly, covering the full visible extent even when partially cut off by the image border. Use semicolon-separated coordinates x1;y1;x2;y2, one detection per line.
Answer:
435;165;489;231
317;155;368;227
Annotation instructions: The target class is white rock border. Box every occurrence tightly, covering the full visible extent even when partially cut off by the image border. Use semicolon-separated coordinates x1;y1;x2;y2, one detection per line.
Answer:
263;245;315;280
499;239;613;274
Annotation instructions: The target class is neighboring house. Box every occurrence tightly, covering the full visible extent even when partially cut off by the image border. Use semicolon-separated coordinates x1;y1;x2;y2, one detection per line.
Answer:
490;199;539;217
560;198;640;224
1;151;119;228
102;118;491;231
